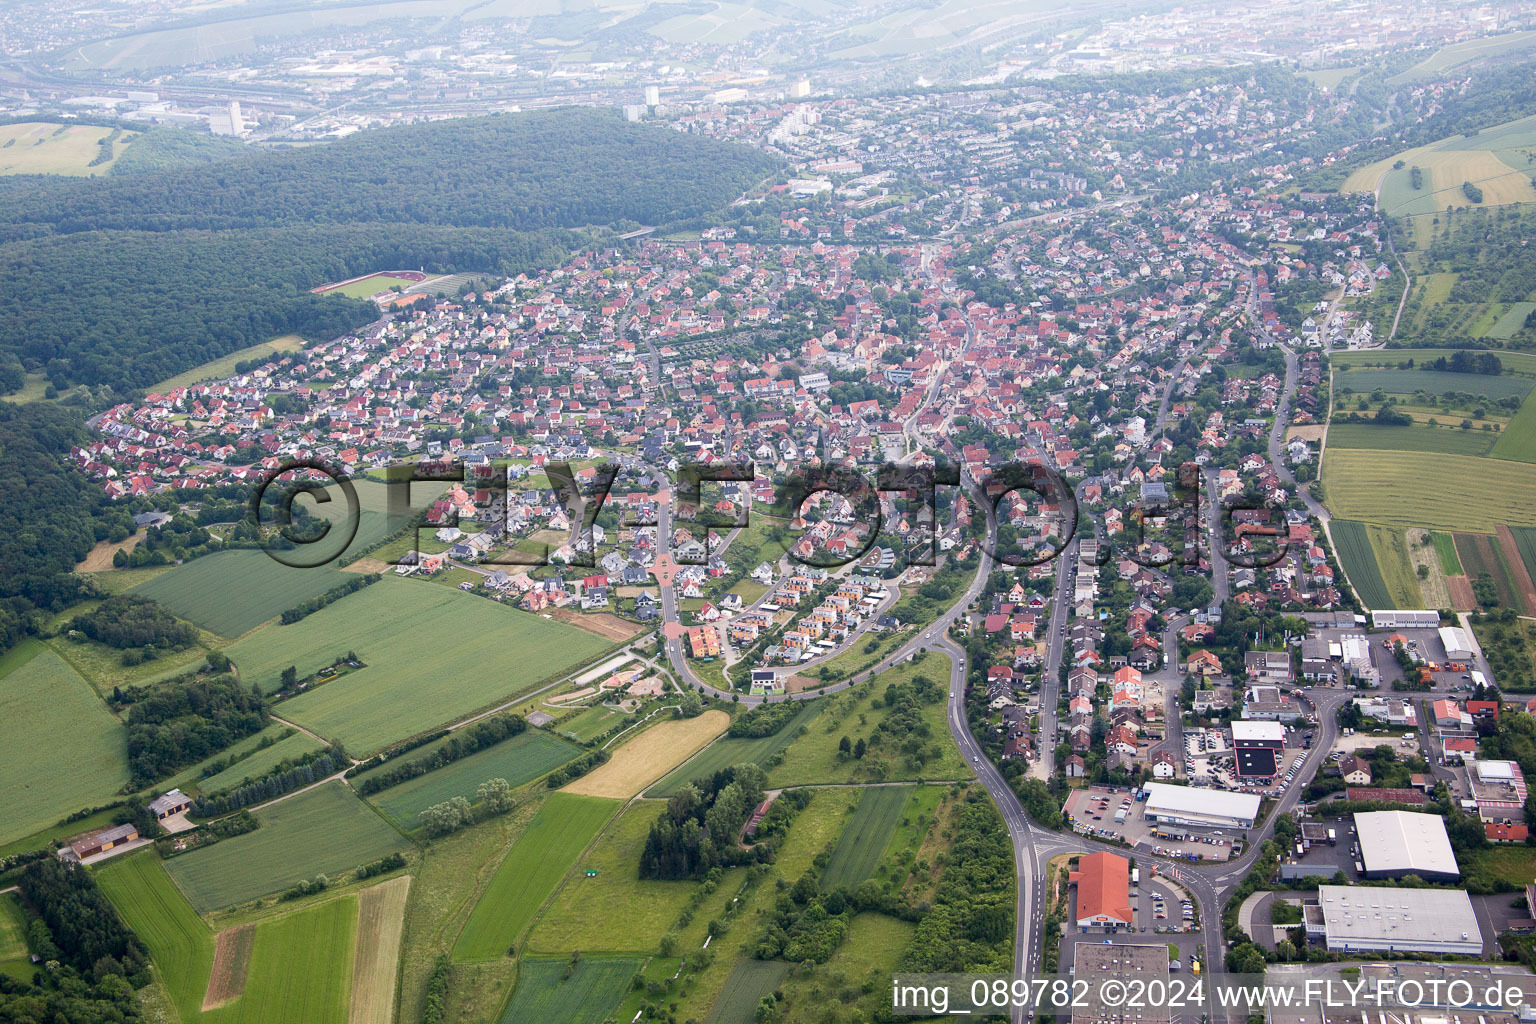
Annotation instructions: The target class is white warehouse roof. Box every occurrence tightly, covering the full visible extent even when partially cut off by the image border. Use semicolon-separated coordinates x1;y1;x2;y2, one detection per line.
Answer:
1317;885;1479;954
1231;721;1285;743
1143;783;1260;826
1354;810;1459;878
1439;625;1473;656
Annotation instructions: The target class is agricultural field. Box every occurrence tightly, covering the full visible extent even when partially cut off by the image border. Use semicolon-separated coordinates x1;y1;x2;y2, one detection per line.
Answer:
528;801;701;955
131;549;352;638
704;960;791;1024
647;704;823;798
1328;349;1536;375
1330;520;1396;609
1388;30;1536;83
821;785;915;891
149;336;305;393
563;710;730;799
198;730;328;794
1455;533;1524;611
1326;422;1496;456
453;793;619;961
163;782;410;913
496;956;643;1024
367;730;582;829
349;876;411;1024
1332;368;1533;402
96;850;213;1021
1377;150;1536;217
0;640;131;846
1509;527;1536;586
0;893;29;984
1366;524;1425;609
774;913;915;1022
1492;394;1536;463
1488;301;1536;340
1321;450;1536;532
1432;531;1465;574
226;579;611;753
0;122;135;175
766;657;967;787
203;895;358;1024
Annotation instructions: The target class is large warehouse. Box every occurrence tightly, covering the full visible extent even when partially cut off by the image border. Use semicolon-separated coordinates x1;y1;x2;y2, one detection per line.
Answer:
1309;885;1480;955
1231;720;1285;779
1143;783;1260;829
1354;810;1459;880
1439;626;1474;662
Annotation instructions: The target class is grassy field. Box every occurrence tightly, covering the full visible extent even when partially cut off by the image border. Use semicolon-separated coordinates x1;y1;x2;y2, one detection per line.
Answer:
1432;531;1465;575
368;730;582;829
1331;520;1396;609
1492;393;1536;463
1366;524;1424;609
704;959;790;1024
204;895;358;1024
149;336;305;393
453;794;619;961
318;272;425;299
226;579;611;753
1388;30;1536;83
132;549;352;638
774;913;914;1021
96;850;213;1021
1332;368;1533;402
349;876;410;1024
1326;422;1496;456
822;785;914;890
766;656;967;787
528;801;701;955
1488;302;1536;340
496;956;643;1024
1330;349;1536;375
1378;150;1536;216
563;711;729;799
1321;450;1536;532
0;893;28;983
198;730;327;794
647;703;824;798
553;704;625;742
163;782;410;913
0;640;131;846
0;122;135;175
1509;528;1536;590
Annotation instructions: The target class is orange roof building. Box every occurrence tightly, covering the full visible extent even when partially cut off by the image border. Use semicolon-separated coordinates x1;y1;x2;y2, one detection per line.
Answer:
1070;851;1133;928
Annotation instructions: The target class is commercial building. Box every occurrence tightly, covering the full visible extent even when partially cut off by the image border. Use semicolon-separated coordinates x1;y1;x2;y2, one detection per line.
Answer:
1439;625;1474;662
1307;885;1480;955
1244;650;1292;683
1370;610;1440;629
1071;944;1171;1024
1070;851;1132;929
1468;758;1529;823
1143;782;1260;829
1353;810;1459;880
1231;720;1285;779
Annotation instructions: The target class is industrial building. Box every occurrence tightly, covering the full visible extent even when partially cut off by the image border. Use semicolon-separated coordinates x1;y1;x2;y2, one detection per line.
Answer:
1143;783;1260;829
1230;720;1285;779
1307;885;1480;955
1370;610;1440;629
1439;626;1474;662
1071;944;1171;1024
1353;810;1459;880
1070;851;1133;929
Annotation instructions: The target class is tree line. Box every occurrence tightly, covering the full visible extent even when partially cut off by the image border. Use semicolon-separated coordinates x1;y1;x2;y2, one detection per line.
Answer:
355;714;526;796
639;764;768;881
122;672;268;788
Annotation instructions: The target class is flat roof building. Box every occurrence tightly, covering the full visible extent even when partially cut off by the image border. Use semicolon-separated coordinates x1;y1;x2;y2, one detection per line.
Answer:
1371;610;1439;629
1310;885;1480;955
1354;810;1458;880
1070;851;1132;929
1143;782;1260;829
1071;943;1171;1024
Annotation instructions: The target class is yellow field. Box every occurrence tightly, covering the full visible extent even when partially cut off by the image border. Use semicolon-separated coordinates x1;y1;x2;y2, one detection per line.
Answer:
1322;449;1536;532
348;876;411;1024
562;710;729;798
1343;141;1442;193
0;122;135;175
1385;150;1536;214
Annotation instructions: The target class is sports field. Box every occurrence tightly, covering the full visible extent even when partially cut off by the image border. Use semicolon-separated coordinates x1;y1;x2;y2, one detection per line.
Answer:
563;711;730;799
96;851;213;1021
225;579;611;753
704;959;790;1024
1326;422;1496;456
1322;450;1536;532
317;271;427;299
822;785;914;890
0;640;131;845
528;801;702;954
496;956;643;1024
203;895;358;1024
349;876;411;1024
647;703;823;798
163;782;410;913
1330;520;1396;609
368;730;582;828
453;793;619;961
132;549;351;638
0;122;135;175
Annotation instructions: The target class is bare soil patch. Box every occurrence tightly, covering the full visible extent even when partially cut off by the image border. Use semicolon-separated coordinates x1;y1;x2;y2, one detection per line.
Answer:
1497;526;1536;615
548;607;643;642
76;534;142;572
1447;574;1477;610
342;557;391;574
202;923;254;1010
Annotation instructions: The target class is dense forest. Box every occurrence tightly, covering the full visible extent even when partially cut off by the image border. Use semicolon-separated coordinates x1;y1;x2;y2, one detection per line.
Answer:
123;672;268;787
639;764;768;880
68;595;198;652
0;108;777;391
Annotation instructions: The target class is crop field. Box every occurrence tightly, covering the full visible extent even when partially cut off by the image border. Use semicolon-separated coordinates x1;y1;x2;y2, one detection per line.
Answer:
1366;525;1424;609
1326;422;1496;456
164;782;410;913
150;336;306;393
1321;450;1536;532
0;641;130;845
563;711;730;799
496;956;643;1024
1492;394;1536;463
453;793;618;961
225;579;610;753
1330;349;1536;375
1508;528;1536;589
204;895;358;1024
705;960;791;1024
1497;526;1536;615
528;801;701;954
647;703;823;798
0;893;29;983
349;876;411;1024
132;549;351;638
198;730;328;794
822;786;914;891
96;850;213;1020
1330;520;1396;609
1332;368;1534;402
204;924;254;1010
0;122;135;175
368;730;581;828
1455;533;1522;610
1378;150;1536;216
1488;302;1536;340
1431;531;1465;575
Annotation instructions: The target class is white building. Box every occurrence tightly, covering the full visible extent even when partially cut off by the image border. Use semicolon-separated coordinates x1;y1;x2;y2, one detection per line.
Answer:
1439;625;1474;662
1370;609;1439;629
1354;810;1459;880
209;101;245;137
1142;783;1259;829
1309;885;1480;955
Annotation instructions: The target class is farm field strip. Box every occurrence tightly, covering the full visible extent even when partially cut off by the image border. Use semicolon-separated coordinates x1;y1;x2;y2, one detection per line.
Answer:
1330;520;1396;610
1328;349;1536;376
203;924;254;1010
1431;531;1465;575
1455;533;1523;611
1496;526;1536;616
453;793;619;961
1509;527;1536;591
562;710;730;798
1320;450;1536;533
647;704;823;798
132;549;351;638
1366;524;1424;609
704;959;790;1024
163;782;410;913
821;785;914;891
95;851;212;1022
349;876;412;1024
1325;422;1495;456
1492;391;1536;463
368;730;582;828
198;730;327;794
202;895;358;1024
1332;368;1533;401
495;956;643;1024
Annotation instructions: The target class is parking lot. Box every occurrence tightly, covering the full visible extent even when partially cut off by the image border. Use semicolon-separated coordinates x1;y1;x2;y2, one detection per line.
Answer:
1064;786;1237;863
1183;726;1312;801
